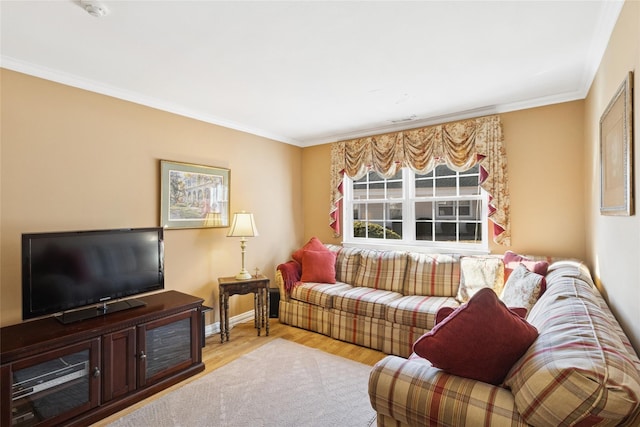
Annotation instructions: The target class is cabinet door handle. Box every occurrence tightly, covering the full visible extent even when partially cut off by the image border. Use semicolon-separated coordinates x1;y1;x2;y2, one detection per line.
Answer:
93;367;101;378
139;351;146;359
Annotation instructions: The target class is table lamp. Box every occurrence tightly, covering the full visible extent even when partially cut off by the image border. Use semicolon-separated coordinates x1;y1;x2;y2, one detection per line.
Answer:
227;211;259;279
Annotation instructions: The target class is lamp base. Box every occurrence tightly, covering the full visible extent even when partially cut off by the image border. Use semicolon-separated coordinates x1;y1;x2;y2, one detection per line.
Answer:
235;270;252;280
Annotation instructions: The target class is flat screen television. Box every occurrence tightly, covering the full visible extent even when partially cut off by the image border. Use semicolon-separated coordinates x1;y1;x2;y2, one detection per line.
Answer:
22;227;164;324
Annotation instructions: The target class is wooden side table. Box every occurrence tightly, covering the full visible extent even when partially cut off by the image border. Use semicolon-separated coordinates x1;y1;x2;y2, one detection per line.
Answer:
218;275;270;343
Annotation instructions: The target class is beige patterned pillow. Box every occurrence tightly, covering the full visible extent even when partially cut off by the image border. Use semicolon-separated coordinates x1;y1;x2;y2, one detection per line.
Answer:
500;263;544;313
456;256;504;303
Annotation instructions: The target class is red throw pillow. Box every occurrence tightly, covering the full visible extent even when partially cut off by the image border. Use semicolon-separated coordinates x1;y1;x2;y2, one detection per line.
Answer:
300;250;337;284
413;288;538;385
435;306;455;325
292;237;328;264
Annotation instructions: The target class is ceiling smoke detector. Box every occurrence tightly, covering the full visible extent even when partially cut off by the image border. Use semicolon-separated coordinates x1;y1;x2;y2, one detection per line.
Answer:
81;0;109;17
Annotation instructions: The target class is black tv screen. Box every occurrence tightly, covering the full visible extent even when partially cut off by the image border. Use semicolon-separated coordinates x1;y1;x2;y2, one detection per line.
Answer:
22;227;164;322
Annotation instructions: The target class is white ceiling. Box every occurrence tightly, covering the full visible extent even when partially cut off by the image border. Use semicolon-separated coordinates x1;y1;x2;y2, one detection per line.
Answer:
0;1;623;147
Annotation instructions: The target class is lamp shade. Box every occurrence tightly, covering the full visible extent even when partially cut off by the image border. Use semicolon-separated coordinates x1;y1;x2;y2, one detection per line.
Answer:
227;212;259;238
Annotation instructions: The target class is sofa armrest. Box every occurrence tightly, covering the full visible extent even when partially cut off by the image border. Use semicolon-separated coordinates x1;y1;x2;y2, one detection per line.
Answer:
275;261;300;302
274;269;289;302
369;355;528;427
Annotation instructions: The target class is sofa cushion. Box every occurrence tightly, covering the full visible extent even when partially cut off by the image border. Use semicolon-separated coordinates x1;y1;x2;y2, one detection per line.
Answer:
333;287;402;318
403;253;461;297
290;282;353;309
300;250;336;284
386;295;459;330
504;267;640;426
325;245;361;284
499;263;545;313
456;256;504;303
292;237;327;263
413;288;538;386
353;249;407;293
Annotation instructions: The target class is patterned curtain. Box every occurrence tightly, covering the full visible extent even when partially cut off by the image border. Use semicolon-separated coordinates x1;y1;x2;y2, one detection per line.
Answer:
329;115;511;245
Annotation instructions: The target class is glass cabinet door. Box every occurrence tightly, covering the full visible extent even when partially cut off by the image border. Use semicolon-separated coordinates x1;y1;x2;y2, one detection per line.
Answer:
9;339;100;427
137;309;198;387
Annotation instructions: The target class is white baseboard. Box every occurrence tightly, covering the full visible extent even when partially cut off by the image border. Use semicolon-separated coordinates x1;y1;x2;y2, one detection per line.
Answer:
204;310;255;338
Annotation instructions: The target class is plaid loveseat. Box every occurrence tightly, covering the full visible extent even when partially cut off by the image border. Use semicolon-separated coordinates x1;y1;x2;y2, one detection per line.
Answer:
368;260;640;426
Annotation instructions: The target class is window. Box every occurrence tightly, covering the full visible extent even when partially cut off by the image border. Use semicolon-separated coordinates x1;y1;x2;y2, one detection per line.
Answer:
343;165;488;252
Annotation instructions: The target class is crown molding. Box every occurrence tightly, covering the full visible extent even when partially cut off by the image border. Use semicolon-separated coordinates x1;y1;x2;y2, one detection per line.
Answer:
1;43;603;149
578;0;625;97
300;88;586;147
0;56;302;147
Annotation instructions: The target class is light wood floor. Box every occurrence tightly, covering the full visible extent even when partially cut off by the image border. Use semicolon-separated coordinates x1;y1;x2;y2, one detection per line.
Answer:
93;320;387;426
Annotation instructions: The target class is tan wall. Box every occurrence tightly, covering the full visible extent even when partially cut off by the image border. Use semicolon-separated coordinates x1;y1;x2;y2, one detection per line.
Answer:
302;100;586;260
584;0;640;353
0;69;304;327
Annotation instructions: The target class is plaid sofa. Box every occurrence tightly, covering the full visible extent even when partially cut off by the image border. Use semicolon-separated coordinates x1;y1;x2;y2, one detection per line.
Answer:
276;245;464;358
368;260;640;426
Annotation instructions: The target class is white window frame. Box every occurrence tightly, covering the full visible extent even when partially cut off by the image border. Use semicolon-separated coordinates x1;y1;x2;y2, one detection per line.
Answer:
342;167;489;254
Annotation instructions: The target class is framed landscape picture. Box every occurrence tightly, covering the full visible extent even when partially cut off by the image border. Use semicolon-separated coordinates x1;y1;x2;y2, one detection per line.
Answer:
160;160;230;229
600;71;634;216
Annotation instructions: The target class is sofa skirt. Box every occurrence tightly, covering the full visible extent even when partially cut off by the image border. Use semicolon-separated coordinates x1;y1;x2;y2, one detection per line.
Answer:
279;300;332;336
330;310;392;353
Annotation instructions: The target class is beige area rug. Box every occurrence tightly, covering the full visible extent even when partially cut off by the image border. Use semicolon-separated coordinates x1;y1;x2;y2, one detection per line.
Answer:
107;339;377;427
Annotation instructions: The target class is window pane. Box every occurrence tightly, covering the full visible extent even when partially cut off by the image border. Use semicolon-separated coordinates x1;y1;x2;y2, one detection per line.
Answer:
415;177;433;197
436;201;458;218
460;222;482;243
460;176;479;195
461;200;481;220
435;221;457;241
416;224;433;240
435;165;455;176
353;184;368;200
459;202;471;217
389;203;403;220
353;220;367;237
460;165;480;175
388;222;402;239
415;201;433;219
368;188;385;199
387;185;403;199
415;201;433;240
353;203;365;220
435;178;456;196
460;183;479;196
415;220;433;240
367;203;384;220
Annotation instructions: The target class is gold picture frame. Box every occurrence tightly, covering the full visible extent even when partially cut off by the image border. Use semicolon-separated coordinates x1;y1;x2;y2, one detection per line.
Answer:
160;160;230;229
600;71;634;216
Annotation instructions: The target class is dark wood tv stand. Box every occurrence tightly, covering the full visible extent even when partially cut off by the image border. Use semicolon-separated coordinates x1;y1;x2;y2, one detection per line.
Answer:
1;290;205;427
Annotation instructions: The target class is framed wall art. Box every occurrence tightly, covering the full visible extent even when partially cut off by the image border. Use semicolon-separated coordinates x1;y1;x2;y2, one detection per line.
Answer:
600;71;634;216
160;160;230;229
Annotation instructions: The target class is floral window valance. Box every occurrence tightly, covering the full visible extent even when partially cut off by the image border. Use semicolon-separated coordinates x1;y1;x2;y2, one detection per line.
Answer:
330;114;511;245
